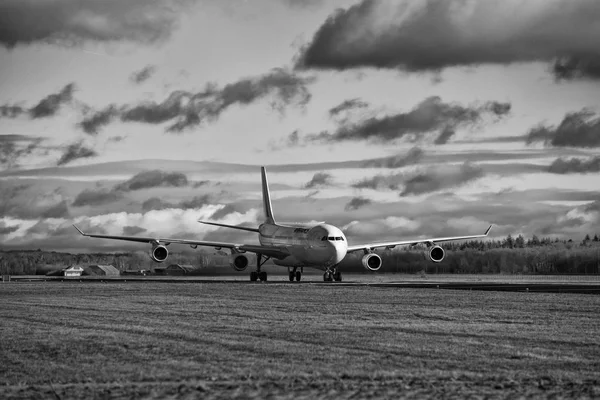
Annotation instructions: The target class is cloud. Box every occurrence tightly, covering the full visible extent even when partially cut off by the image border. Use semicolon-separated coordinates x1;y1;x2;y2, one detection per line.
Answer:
361;146;423;168
548;156;600;174
115;170;189;191
0;135;43;170
29;83;76;118
305;172;333;188
1;84;75;121
41;200;70;219
141;195;211;212
123;225;146;235
526;110;600;148
0;104;25;118
72;188;124;207
86;68;314;134
434;126;455;145
296;0;600;80
344;196;372;211
0;0;193;48
400;163;483;196
311;97;510;144
352;173;403;190
78;105;120;135
0;222;20;235
57;142;98;166
329;98;369;117
130;65;157;84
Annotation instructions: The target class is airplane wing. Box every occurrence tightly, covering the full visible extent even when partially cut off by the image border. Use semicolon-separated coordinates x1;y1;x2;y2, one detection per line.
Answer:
72;225;291;259
346;225;493;253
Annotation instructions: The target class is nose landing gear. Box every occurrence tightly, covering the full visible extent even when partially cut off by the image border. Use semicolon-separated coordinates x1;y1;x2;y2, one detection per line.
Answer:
323;268;342;282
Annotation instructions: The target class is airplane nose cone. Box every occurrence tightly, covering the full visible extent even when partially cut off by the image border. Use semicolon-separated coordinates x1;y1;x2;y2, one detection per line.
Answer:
334;243;347;265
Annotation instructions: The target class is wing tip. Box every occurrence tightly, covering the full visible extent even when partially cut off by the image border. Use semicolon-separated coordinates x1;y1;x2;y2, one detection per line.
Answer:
485;224;493;235
73;224;85;236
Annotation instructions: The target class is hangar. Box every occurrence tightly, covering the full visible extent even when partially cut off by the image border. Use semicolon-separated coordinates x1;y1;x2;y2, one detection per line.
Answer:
83;265;120;276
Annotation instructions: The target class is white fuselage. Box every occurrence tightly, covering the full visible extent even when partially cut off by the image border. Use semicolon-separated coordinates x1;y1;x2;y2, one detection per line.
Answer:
258;223;347;269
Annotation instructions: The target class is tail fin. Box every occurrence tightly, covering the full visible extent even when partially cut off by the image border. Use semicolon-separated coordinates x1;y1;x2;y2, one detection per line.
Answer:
261;166;275;224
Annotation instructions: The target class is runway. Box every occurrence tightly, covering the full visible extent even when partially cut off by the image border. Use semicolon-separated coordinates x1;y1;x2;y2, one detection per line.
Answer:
7;275;600;294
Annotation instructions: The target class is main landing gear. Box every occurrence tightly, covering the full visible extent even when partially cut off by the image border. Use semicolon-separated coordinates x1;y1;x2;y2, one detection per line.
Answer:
250;254;270;282
323;268;342;282
288;267;303;282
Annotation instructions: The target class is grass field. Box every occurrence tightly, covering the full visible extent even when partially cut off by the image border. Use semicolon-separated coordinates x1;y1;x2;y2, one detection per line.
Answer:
1;281;599;399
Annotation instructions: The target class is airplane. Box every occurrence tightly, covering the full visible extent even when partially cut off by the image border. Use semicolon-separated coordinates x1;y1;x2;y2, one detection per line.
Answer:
74;166;492;282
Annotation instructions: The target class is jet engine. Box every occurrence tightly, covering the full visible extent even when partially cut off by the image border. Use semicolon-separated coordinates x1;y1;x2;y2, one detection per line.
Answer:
150;244;169;263
230;254;250;271
362;253;382;271
429;245;445;263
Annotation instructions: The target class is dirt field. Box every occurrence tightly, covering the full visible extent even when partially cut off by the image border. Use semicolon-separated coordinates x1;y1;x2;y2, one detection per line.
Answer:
1;280;599;399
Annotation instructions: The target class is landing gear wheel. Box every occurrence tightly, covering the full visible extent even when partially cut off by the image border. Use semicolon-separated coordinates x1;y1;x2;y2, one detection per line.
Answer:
250;271;258;282
289;272;295;282
323;272;333;282
259;271;267;281
295;271;302;282
333;271;342;282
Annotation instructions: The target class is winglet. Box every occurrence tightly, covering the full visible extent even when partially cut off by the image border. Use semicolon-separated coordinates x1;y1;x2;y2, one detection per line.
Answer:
73;224;86;236
485;225;493;236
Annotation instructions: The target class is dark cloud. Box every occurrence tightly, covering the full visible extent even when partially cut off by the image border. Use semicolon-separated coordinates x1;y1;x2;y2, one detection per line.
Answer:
1;135;43;169
0;0;192;48
130;65;157;84
361;147;423;168
41;200;70;219
345;196;372;211
0;104;25;118
311;97;510;144
29;83;75;119
78;105;120;135
434;127;455;145
305;172;333;188
352;174;402;191
210;204;237;220
296;0;600;80
57;142;98;166
0;222;19;235
552;56;600;81
123;226;146;235
115;170;188;191
141;195;210;212
82;69;314;134
526;110;600;148
329;98;369;117
548;156;600;174
401;163;483;196
72;188;123;207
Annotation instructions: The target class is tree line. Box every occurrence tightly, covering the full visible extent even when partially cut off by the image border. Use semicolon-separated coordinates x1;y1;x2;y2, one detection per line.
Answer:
1;233;599;275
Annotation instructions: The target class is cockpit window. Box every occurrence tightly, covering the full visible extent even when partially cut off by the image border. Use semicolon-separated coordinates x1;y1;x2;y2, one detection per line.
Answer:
328;236;334;241
321;236;327;241
335;237;342;241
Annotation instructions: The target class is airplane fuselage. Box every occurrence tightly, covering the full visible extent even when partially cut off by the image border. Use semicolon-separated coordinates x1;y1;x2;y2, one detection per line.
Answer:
258;222;347;269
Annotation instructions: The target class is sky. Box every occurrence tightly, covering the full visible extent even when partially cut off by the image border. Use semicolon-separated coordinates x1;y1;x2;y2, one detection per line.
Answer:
1;0;599;252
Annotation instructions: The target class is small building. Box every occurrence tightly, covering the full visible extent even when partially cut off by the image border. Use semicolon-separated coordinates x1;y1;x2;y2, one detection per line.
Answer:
164;264;197;276
84;264;120;276
64;265;84;277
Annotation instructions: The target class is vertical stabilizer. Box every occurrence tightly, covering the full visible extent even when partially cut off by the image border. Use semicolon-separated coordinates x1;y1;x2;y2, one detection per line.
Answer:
261;167;276;224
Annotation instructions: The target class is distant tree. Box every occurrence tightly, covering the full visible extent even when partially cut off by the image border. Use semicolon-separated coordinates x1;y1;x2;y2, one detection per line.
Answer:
515;234;525;248
593;234;599;242
584;234;591;242
504;234;514;249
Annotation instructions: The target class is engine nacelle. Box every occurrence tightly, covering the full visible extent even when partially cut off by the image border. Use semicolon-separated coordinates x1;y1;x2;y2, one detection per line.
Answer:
362;253;382;271
429;245;445;263
150;244;169;263
230;254;250;271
